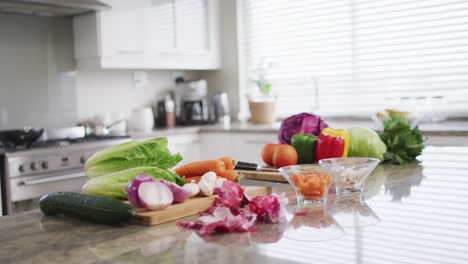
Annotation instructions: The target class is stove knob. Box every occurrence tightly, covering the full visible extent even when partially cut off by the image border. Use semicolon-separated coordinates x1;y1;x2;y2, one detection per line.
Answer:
30;162;36;171
19;165;25;173
80;156;86;164
41;161;49;170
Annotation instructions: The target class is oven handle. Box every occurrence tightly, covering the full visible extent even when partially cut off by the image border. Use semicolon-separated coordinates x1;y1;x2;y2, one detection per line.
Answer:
18;172;87;186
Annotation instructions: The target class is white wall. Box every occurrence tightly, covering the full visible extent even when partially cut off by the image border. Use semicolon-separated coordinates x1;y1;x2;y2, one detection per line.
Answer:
0;14;77;130
200;0;241;119
76;70;200;122
0;13;202;129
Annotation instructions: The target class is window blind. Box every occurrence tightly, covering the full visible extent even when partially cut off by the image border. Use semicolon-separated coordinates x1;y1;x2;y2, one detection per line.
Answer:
240;0;468;117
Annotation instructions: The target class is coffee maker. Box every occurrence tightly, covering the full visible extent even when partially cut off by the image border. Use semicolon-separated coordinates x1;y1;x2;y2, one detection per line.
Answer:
175;78;210;125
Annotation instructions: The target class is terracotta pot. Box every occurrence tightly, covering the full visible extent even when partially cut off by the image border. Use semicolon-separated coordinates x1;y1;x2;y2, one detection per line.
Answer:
249;100;276;124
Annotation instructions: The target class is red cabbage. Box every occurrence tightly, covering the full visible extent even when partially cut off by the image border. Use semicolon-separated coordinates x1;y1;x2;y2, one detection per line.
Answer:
278;112;328;144
249;194;287;224
176;206;256;236
213;181;245;209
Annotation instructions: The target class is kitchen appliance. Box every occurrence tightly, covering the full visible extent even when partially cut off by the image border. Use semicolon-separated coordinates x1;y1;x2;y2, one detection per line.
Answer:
0;0;109;17
212;92;231;126
155;94;175;128
80;119;127;137
0;126;130;216
129;108;154;132
175;78;210;125
0;128;44;148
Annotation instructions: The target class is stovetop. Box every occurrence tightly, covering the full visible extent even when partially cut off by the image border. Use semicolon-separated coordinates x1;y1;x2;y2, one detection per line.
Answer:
0;135;130;153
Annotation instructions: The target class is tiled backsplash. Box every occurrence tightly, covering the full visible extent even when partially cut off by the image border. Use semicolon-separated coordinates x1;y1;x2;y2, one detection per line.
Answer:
0;14;76;130
0;13;201;130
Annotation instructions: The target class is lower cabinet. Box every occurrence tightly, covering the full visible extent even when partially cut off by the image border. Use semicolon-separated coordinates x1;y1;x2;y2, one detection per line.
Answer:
137;131;277;165
425;135;468;146
167;134;201;164
200;132;277;164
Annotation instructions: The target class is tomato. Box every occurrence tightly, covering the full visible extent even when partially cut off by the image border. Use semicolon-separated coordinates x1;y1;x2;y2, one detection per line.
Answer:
272;145;298;168
261;144;280;166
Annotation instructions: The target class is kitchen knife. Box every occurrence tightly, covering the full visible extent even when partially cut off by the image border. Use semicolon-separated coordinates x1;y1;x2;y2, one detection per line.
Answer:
235;161;278;172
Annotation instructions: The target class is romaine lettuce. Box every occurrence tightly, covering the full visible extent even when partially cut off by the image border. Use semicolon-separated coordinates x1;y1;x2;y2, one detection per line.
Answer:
84;137;183;178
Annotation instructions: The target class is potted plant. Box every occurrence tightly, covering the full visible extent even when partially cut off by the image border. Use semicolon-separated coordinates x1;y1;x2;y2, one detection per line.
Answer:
248;59;276;124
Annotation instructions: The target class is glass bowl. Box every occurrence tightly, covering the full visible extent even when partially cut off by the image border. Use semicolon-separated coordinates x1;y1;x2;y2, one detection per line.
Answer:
284;204;345;242
329;193;381;227
319;157;380;194
279;165;334;205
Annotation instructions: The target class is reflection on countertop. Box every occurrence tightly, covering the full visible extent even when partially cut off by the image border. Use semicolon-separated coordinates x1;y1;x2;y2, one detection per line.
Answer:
129;119;468;139
1;146;468;263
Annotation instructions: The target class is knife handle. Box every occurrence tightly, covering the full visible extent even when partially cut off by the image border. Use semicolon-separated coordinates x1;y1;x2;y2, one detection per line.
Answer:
235;161;258;171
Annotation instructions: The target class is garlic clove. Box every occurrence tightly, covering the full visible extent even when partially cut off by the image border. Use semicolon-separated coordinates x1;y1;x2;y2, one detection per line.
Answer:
201;171;217;187
183;181;200;197
198;179;214;197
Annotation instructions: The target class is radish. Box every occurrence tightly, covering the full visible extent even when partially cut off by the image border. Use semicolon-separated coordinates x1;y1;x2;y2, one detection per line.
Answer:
160;179;192;203
138;181;173;211
128;174;156;208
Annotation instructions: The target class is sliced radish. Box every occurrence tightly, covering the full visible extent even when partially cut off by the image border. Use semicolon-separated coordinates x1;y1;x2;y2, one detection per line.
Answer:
128;174;156;208
138;181;173;211
160;179;192;203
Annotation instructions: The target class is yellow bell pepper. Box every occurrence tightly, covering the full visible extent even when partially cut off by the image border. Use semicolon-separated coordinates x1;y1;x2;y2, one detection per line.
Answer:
320;128;350;157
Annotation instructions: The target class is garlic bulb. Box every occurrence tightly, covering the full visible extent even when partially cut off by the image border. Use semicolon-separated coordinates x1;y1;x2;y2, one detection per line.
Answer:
198;178;214;196
201;171;217;187
182;180;200;197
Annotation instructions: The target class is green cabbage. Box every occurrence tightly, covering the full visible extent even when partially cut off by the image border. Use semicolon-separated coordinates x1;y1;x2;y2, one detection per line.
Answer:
82;166;179;199
348;127;387;161
84;137;183;178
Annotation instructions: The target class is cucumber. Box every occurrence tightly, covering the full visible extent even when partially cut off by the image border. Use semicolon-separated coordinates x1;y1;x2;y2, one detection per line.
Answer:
39;192;136;225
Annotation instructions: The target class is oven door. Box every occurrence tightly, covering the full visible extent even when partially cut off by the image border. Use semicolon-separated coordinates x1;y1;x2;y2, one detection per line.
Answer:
9;170;88;203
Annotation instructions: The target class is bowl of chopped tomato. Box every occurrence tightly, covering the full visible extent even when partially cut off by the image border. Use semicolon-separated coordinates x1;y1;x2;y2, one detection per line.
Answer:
279;165;334;205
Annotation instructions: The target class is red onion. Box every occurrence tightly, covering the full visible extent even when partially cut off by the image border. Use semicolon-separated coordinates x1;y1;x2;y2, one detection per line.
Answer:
128;174;156;208
160;179;192;203
139;181;173;211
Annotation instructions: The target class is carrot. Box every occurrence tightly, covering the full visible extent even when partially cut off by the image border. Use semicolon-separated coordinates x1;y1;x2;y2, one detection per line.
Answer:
218;170;240;181
184;176;202;184
175;160;225;177
291;172;332;201
218;157;237;170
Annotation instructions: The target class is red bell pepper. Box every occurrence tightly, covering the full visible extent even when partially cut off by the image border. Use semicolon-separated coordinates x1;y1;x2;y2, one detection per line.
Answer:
315;132;346;161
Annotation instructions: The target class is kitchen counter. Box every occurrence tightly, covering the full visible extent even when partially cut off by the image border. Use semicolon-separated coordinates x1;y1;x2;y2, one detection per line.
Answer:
130;120;468;139
1;146;468;264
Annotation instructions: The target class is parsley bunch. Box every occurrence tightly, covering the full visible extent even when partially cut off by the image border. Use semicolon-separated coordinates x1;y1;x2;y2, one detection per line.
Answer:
378;114;424;165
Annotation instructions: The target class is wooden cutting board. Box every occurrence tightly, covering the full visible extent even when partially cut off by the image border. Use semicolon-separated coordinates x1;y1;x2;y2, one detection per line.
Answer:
236;170;288;183
132;186;272;226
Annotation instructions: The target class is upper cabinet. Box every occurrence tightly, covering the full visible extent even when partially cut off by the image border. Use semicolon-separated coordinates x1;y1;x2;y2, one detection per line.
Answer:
73;0;220;70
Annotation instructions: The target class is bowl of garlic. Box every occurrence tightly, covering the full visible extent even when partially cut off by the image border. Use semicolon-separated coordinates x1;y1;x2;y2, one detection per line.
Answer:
318;158;380;194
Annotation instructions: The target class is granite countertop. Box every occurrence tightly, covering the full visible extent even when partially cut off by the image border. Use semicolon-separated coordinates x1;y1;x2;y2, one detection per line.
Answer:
130;120;468;138
1;146;468;263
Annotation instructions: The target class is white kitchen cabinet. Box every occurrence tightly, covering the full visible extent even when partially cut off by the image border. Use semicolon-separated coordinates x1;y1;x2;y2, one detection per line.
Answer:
73;0;220;70
167;134;201;164
200;132;277;164
199;132;235;160
425;135;468;146
231;133;278;164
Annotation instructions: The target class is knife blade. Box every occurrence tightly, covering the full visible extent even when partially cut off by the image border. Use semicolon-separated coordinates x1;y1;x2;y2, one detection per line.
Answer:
235;161;278;172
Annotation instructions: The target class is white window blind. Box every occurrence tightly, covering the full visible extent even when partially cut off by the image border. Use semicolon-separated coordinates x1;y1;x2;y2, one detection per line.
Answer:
240;0;468;117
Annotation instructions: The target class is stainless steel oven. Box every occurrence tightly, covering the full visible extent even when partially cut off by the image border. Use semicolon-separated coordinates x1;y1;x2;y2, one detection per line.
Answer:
0;134;130;215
